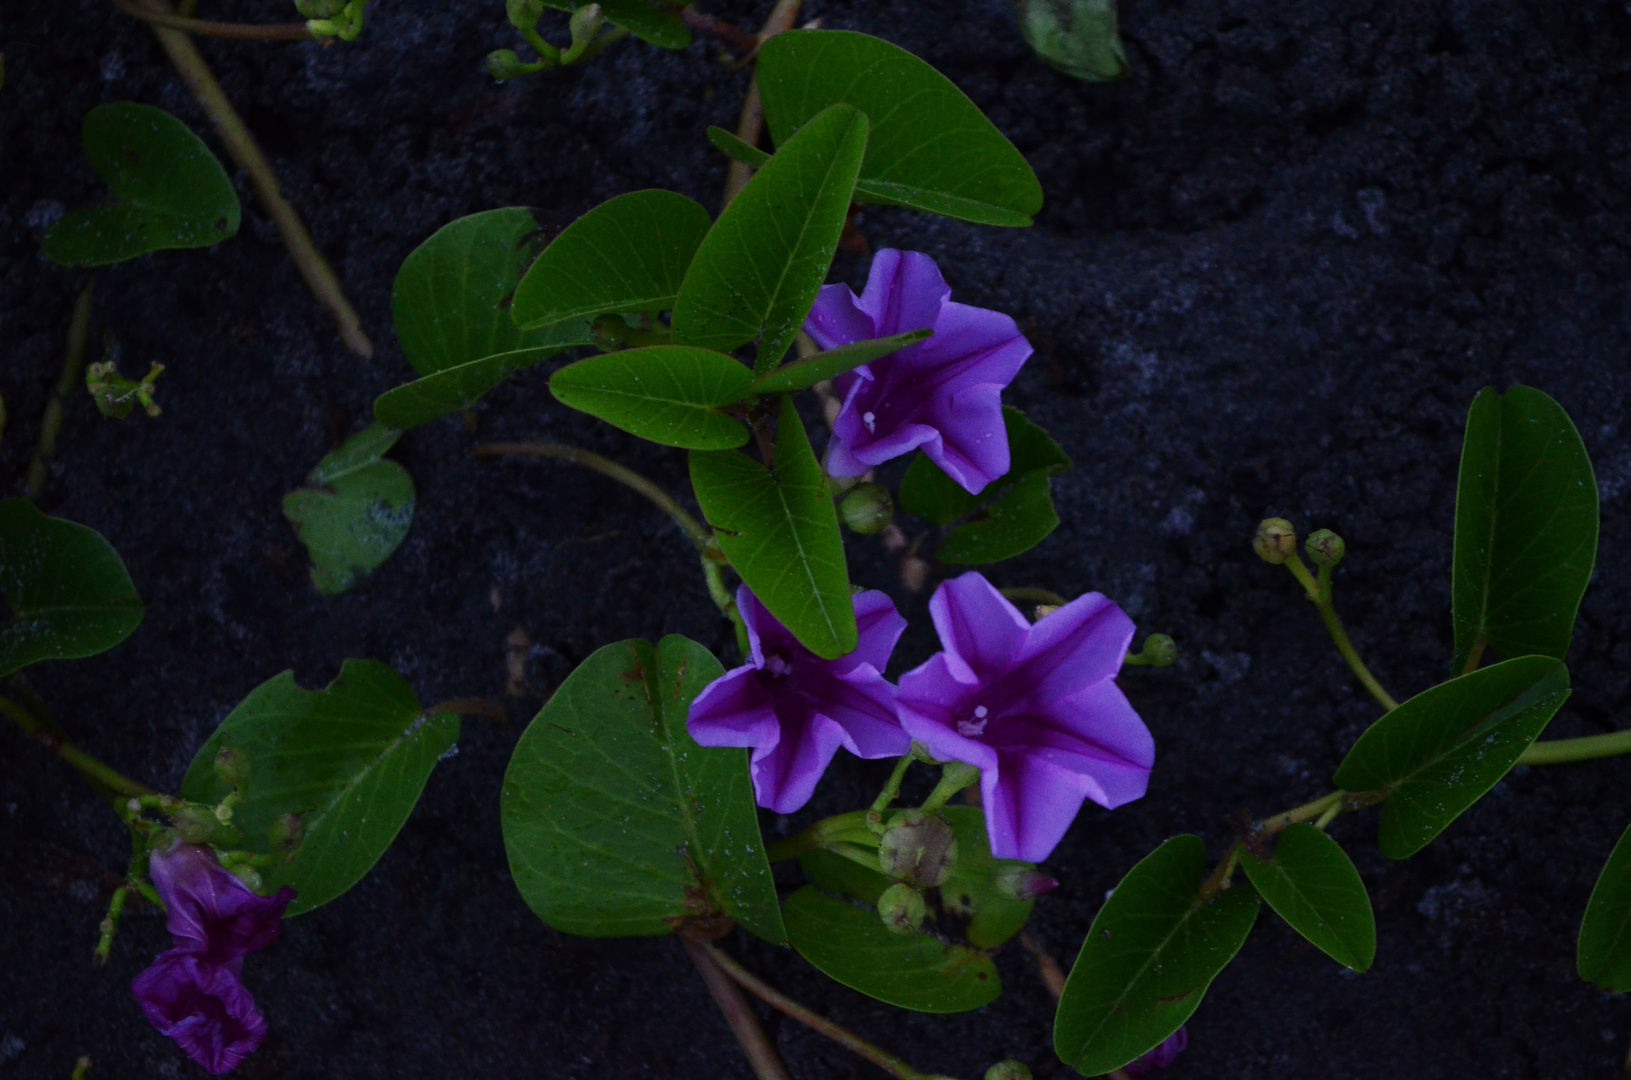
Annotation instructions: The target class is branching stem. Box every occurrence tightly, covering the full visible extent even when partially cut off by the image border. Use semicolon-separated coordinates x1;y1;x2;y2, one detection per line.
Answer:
1520;729;1631;766
0;696;152;799
679;935;792;1080
111;0;313;39
1283;554;1399;711
25;282;94;500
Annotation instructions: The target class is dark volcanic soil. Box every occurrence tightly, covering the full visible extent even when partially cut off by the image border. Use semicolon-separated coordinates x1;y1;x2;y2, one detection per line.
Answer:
4;1;1631;1078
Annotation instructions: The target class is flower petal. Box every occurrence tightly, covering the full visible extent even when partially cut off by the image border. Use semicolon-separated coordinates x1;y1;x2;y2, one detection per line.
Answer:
132;951;267;1076
749;701;851;813
981;746;1102;862
929;572;1032;684
1009;592;1136;706
984;683;1154;810
856;249;950;336
804;282;878;350
798;664;909;759
848;589;909;675
922;382;1011;494
148;844;293;964
687;665;779;747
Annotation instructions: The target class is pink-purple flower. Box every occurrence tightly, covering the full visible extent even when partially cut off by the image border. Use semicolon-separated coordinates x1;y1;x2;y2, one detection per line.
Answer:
132;842;294;1075
804;249;1031;495
1125;1027;1188;1075
687;585;910;813
896;572;1154;862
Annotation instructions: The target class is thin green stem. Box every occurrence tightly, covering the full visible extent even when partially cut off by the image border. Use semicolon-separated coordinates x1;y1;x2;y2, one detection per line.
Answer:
1461;638;1488;677
1197;841;1242;902
111;0;313;38
0;697;152;799
998;586;1067;607
920;761;980;813
1520;730;1631;766
1256;790;1347;835
825;841;885;872
705;944;949;1080
679;936;791;1080
25;282;94;500
764;810;873;863
94;884;129;965
1284;554;1399;711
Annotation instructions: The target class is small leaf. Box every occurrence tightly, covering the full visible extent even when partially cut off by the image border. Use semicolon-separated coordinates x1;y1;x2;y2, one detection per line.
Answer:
543;0;690;48
282;424;415;595
501;636;786;942
1333;656;1571;859
0;498;143;678
784;886;1001;1013
549;346;753;449
373;327;594;429
1012;0;1130;82
42;102;240;267
900;406;1069;528
512;190;712;331
673;103;869;369
749;329;932;395
757;31;1043;227
938;471;1060;565
690;395;856;658
1579;819;1631;992
180;660;457;917
1239;824;1375;972
1452;386;1598;674
707;125;770;168
1054;835;1259;1076
899;453;981;526
392;207;582;378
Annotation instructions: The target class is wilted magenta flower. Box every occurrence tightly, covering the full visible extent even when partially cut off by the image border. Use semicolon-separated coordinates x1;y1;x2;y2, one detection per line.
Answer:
131;951;268;1076
804;249;1031;495
133;843;294;1074
896;572;1153;862
1125;1027;1188;1075
688;586;910;813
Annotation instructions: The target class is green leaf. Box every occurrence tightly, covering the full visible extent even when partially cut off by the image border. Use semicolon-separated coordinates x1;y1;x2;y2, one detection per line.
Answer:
392;208;579;378
1013;0;1131;82
706;125;770;168
938;471;1061;565
690;395;856;658
0;498;143;679
1579;819;1631;992
900;406;1070;527
1333;656;1571;859
180;660;457;916
757;31;1043;227
42;102;239;267
784;886;1000;1013
1238;824;1375;972
543;0;690;48
512;190;712;331
549;346;753;449
1054;835;1260;1076
749;329;932;395
501;636;786;942
673;103;869;369
373;326;595;429
282;424;415;595
1451;386;1598;674
899;454;981;526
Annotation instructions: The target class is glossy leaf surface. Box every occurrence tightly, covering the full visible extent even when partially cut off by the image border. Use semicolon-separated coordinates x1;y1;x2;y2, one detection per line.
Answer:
1333;656;1570;859
690;396;855;658
1452;386;1597;674
937;471;1060;565
1054;835;1259;1076
43;102;239;267
784;886;1000;1013
512;190;711;331
750;329;932;395
0;498;143;678
673;104;868;368
373;326;594;429
550;346;753;449
1239;823;1375;971
181;661;457;916
1579;819;1631;992
282;425;415;595
757;31;1043;227
501;636;785;942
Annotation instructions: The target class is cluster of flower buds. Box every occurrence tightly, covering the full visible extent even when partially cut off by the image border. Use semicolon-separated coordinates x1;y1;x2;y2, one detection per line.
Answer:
488;1;607;80
296;0;367;40
1253;517;1347;571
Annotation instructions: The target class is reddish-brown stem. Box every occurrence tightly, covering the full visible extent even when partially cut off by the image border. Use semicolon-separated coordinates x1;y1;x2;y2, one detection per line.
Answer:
112;0;313;39
680;6;759;53
721;0;804;206
1018;931;1067;1001
679;936;792;1080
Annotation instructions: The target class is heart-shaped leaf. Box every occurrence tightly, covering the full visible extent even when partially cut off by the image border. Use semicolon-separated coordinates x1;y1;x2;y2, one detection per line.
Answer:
690;395;855;658
550;346;753;449
673;103;869;370
1452;386;1597;674
749;329;932;395
180;660;457;916
1239;823;1375;971
1333;656;1571;859
501;636;786;943
512;190;712;331
783;886;1001;1013
1054;835;1259;1076
283;425;415;595
373;323;595;429
1579;819;1631;992
0;498;144;678
757;31;1043;227
42;102;240;267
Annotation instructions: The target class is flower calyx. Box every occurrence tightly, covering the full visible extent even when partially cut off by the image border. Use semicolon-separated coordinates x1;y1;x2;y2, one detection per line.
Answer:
1252;517;1298;564
839;482;894;535
877;809;959;888
1305;527;1346;568
877;882;927;934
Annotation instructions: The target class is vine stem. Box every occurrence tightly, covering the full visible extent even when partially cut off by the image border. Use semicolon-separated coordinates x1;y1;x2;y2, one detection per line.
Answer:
679;936;792;1080
1520;730;1631;766
0;696;153;799
1283;555;1399;711
111;0;313;39
721;0;804;206
423;697;508;720
24;282;94;500
703;943;956;1080
763;809;873;862
135;0;373;357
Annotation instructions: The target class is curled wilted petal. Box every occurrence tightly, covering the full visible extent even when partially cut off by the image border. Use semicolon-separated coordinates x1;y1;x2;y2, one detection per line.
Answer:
131;951;267;1076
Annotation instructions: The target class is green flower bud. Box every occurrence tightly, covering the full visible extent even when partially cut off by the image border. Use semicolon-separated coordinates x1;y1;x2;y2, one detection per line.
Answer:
985;1062;1034;1080
213;747;247;789
269;813;305;851
170;804;222;844
294;0;346;17
839;483;893;535
877;882;927;934
1140;633;1177;667
1306;528;1346;568
228;864;264;893
992;865;1060;901
486;49;529;81
506;0;544;30
878;809;959;888
568;3;604;45
1252;517;1298;564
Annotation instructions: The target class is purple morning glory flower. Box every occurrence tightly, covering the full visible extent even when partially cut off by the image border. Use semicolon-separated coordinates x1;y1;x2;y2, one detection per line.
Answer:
132;843;295;1074
1125;1027;1188;1076
804;249;1032;495
131;951;268;1076
896;572;1154;863
688;585;910;813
